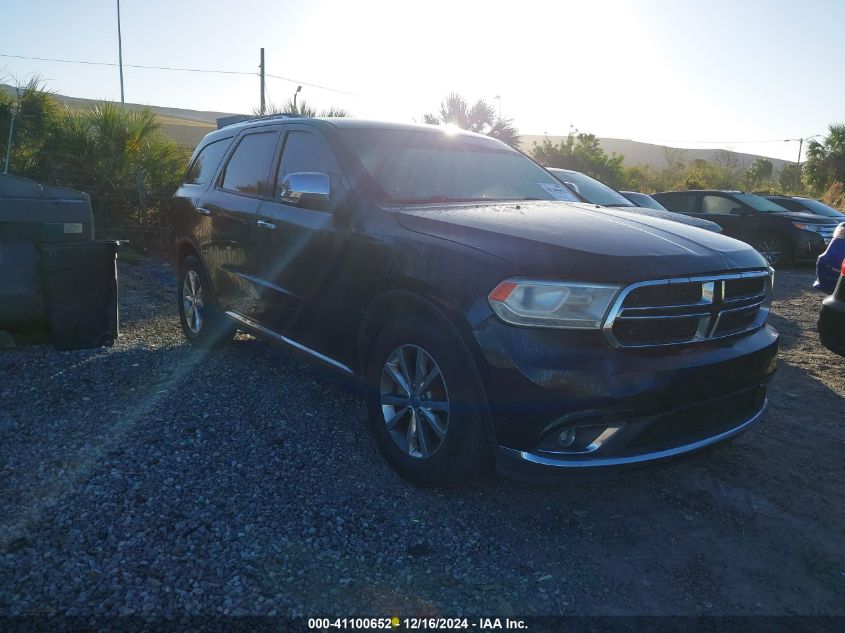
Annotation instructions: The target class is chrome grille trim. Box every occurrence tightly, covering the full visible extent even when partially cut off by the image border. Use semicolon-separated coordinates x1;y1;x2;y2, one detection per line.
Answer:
603;270;772;349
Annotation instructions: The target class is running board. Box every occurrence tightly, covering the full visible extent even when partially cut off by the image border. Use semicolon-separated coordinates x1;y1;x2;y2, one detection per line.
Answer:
225;311;355;376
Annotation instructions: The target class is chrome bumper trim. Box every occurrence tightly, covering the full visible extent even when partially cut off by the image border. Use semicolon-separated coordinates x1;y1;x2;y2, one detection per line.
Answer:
496;399;767;470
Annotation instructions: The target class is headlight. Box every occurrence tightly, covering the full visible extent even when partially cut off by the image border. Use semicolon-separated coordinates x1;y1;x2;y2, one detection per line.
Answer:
835;223;845;239
488;279;620;329
792;222;828;233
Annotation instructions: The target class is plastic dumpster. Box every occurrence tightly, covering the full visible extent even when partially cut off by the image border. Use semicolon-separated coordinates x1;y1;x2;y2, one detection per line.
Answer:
0;173;94;328
38;241;120;350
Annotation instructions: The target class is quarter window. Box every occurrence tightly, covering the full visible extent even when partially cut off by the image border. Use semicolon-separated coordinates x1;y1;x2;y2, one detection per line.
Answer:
659;192;697;212
221;131;278;195
184;138;231;185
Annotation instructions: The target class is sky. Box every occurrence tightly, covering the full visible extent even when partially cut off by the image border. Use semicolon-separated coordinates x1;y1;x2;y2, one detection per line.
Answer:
1;0;843;162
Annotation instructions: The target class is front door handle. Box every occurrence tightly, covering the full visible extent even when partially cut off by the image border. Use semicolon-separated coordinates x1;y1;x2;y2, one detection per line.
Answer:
196;207;212;216
257;220;277;230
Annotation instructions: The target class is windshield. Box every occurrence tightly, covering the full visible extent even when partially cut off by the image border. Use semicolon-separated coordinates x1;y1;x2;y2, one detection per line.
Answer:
336;128;579;204
794;197;844;218
548;169;634;207
734;193;790;213
621;191;668;211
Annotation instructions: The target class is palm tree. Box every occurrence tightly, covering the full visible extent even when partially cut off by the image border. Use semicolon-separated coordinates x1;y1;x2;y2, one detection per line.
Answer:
253;99;349;118
806;124;845;192
424;92;520;148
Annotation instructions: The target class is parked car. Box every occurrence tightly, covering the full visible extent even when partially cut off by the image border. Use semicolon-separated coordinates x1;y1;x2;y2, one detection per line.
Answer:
815;222;845;294
653;190;841;267
549;168;722;233
620;190;670;211
762;195;844;220
169;117;778;486
818;257;845;356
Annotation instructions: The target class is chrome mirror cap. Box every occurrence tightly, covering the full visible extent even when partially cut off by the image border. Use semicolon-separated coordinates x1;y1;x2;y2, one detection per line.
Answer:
280;172;331;206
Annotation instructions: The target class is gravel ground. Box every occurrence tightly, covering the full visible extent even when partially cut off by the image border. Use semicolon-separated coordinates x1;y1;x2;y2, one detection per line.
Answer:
1;258;844;623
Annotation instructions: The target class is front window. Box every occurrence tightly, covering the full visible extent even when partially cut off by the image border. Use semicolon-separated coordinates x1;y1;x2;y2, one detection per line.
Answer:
734;193;789;213
336;128;579;204
549;169;634;207
793;198;844;218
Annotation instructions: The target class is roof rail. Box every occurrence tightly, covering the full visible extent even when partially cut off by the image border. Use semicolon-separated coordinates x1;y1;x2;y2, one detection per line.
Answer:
216;112;305;130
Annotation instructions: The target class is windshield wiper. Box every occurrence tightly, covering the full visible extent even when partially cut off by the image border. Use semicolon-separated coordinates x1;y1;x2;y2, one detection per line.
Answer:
404;196;481;204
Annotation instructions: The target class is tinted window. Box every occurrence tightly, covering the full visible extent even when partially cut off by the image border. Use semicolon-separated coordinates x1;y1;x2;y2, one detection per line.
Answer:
734;193;788;213
185;138;231;185
221;131;278;195
277;130;341;190
656;192;697;212
621;192;667;210
701;195;740;215
548;169;633;207
337;128;578;204
767;197;802;212
792;198;844;218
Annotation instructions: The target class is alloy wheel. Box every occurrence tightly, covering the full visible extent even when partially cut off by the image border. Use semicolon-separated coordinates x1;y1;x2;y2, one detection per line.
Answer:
379;345;450;459
755;239;782;266
182;269;205;334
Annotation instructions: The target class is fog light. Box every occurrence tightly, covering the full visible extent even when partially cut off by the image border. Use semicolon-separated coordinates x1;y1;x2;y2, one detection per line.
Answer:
558;428;576;447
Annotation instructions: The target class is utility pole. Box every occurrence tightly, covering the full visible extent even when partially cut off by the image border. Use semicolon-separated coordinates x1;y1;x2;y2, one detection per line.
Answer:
796;137;803;169
259;47;265;115
117;0;125;104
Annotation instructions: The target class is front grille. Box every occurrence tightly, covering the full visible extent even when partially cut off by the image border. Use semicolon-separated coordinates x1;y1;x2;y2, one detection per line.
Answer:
623;387;766;454
604;271;772;349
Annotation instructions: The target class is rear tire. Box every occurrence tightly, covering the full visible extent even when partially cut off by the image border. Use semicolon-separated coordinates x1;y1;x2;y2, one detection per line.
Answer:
365;315;490;487
178;255;236;348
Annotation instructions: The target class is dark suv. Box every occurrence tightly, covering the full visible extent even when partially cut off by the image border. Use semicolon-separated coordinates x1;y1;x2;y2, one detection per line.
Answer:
169;117;779;486
653;189;840;266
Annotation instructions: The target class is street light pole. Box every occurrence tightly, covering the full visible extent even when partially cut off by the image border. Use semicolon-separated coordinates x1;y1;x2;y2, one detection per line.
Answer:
117;0;125;104
293;85;302;111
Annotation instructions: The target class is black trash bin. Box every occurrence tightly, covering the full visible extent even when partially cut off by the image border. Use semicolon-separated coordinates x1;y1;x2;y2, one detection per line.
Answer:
38;241;120;350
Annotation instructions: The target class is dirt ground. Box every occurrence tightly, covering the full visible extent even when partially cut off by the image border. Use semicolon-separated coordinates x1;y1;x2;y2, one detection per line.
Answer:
1;260;843;621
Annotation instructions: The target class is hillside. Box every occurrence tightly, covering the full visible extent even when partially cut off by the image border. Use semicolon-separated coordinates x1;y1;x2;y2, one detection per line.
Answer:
520;135;791;173
3;85;791;169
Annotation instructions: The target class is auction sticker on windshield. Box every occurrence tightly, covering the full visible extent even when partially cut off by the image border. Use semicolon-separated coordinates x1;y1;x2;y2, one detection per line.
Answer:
538;182;579;201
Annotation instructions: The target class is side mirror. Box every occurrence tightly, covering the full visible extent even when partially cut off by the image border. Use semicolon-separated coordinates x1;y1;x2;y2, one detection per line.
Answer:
280;172;331;207
564;181;581;194
730;207;749;216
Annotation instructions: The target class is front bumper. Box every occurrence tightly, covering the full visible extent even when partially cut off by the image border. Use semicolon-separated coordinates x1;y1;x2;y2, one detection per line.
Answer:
818;293;845;356
472;317;779;475
795;234;828;262
495;395;767;482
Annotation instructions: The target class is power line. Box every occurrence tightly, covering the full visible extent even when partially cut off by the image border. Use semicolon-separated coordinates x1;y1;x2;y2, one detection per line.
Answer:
640;137;819;144
0;52;356;94
0;52;254;75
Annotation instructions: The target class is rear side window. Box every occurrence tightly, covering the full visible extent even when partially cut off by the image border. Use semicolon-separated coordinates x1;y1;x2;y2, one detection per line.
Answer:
276;130;341;190
701;195;739;215
657;192;697;212
184;138;231;185
221;131;278;195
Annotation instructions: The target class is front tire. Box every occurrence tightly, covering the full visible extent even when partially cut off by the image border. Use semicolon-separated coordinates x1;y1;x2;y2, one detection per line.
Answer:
177;255;236;348
365;315;490;487
753;234;792;267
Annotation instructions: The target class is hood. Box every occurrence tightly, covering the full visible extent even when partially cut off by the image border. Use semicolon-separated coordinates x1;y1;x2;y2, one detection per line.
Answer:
773;211;842;224
396;200;768;283
608;204;722;232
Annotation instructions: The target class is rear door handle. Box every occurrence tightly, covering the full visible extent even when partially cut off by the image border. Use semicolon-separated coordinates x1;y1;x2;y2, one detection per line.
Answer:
196;207;212;216
257;220;277;230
